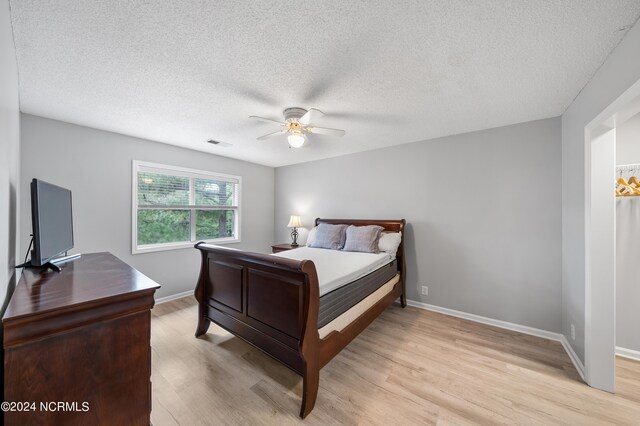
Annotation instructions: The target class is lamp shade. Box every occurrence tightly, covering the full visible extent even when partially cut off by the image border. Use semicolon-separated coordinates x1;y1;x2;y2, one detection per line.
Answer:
287;215;303;228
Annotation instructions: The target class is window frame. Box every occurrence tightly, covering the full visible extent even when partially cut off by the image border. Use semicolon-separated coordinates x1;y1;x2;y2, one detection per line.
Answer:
131;160;241;254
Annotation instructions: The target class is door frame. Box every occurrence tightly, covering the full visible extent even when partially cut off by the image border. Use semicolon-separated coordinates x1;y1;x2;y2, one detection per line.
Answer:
584;77;640;390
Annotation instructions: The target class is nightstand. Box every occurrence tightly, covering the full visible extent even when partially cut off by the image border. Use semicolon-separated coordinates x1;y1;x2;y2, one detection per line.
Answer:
271;243;301;253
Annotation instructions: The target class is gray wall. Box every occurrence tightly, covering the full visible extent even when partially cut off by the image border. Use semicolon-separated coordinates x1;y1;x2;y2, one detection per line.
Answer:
617;112;640;165
275;117;562;333
20;114;275;299
0;0;20;314
562;20;640;368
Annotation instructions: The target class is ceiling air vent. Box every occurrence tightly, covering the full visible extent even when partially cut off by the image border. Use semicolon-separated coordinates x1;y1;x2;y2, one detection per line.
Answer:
206;139;232;147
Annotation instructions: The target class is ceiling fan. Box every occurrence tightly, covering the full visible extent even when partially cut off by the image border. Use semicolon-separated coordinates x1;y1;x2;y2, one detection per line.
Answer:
249;107;346;148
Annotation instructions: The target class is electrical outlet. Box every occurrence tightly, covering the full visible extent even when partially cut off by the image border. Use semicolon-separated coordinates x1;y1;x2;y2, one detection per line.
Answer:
571;324;576;340
421;286;428;296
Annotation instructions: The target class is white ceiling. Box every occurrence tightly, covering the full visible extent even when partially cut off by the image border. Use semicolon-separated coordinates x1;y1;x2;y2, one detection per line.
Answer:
9;1;640;167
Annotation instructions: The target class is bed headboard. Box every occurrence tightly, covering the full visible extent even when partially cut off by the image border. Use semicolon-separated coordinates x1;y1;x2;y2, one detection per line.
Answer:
314;218;405;233
314;218;407;283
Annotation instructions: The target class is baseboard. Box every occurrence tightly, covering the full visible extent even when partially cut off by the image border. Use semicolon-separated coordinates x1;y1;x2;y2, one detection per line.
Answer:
155;290;193;304
405;299;586;381
616;346;640;362
153;294;591;379
405;299;563;341
560;336;586;381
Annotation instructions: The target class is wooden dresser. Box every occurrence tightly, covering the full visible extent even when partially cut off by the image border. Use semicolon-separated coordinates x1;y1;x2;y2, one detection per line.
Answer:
2;252;160;425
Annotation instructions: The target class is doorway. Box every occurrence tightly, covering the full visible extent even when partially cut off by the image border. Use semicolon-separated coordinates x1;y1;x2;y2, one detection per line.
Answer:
585;78;640;391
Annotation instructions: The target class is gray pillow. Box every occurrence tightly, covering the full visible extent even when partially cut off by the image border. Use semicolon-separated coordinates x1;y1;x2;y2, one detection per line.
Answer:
342;225;384;253
309;223;348;250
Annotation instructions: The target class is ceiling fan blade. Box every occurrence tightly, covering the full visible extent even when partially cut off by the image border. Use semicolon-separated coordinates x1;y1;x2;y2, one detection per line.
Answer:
256;130;287;140
309;126;346;137
249;116;286;126
299;108;324;126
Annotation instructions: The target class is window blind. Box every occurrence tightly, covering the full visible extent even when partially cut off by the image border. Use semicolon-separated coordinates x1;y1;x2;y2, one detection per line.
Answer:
137;172;239;209
132;161;241;253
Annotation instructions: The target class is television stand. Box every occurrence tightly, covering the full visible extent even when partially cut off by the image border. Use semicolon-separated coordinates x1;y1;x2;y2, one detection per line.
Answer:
41;261;62;272
15;253;81;273
15;260;61;272
52;252;82;265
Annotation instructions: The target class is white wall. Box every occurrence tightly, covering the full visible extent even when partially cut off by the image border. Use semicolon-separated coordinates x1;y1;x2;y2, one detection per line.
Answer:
0;0;20;314
20;114;275;299
617;112;640;165
275;117;562;333
616;111;640;354
0;0;20;401
616;197;640;354
561;20;640;373
587;128;617;388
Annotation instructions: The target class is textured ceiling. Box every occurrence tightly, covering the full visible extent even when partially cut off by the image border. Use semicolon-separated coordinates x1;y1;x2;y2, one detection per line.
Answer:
9;1;640;167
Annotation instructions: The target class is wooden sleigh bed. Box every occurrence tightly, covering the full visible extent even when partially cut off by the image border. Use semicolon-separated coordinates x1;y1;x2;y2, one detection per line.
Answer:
194;218;406;418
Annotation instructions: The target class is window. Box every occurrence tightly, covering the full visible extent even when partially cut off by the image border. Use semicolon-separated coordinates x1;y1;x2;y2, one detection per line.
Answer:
132;161;241;253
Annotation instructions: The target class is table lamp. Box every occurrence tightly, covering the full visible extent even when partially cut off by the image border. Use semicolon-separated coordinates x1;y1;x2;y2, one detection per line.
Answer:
287;215;303;246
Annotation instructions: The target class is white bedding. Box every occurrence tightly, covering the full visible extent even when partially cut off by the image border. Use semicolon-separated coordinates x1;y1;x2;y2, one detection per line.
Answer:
271;247;393;296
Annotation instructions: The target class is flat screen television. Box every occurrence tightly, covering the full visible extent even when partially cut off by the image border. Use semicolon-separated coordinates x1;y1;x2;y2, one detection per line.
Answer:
30;179;74;266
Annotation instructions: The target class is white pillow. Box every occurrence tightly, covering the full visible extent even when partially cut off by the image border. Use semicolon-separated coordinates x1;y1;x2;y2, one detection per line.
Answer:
378;232;402;256
305;226;318;246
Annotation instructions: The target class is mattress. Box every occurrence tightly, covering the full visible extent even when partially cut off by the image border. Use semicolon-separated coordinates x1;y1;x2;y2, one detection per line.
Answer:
317;259;398;327
318;275;400;339
271;247;397;327
272;247;393;296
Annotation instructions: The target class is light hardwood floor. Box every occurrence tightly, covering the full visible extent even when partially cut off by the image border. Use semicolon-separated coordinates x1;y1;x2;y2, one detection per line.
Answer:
150;297;640;425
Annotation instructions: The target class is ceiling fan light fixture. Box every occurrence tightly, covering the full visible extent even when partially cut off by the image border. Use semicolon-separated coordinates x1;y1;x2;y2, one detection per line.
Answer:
251;107;345;146
287;133;305;148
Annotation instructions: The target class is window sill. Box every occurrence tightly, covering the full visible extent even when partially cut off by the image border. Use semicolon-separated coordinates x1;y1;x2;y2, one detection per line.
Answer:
132;237;241;255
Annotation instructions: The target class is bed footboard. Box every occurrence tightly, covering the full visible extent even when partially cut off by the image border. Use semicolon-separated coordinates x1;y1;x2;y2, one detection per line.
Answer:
194;243;320;417
194;218;406;418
